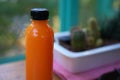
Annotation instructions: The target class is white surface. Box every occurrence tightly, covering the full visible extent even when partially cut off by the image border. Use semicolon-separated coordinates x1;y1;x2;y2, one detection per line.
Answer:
54;32;120;73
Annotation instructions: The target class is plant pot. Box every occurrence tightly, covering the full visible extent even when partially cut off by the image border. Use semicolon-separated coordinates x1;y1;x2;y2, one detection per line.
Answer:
54;31;120;73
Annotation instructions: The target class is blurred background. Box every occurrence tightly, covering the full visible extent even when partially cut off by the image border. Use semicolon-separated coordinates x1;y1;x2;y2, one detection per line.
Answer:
0;0;120;62
0;0;58;60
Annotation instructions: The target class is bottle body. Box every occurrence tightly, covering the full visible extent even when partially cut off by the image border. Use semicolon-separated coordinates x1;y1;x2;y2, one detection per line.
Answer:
26;20;54;80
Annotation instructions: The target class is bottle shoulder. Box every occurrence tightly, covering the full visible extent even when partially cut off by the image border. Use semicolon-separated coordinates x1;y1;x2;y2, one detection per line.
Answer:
26;23;54;38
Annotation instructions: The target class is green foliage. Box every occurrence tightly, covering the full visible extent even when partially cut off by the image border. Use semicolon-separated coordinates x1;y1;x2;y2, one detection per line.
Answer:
0;0;58;53
0;32;16;53
100;8;120;40
80;0;97;27
0;0;58;28
70;27;86;51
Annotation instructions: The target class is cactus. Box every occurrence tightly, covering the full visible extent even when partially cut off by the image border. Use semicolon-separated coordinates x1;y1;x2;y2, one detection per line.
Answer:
70;27;86;51
87;17;103;47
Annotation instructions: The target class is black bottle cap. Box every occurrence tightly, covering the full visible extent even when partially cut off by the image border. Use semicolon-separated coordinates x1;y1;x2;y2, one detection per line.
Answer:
31;8;49;20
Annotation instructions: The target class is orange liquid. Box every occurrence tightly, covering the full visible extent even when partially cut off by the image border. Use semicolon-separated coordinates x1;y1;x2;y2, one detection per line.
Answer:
26;20;54;80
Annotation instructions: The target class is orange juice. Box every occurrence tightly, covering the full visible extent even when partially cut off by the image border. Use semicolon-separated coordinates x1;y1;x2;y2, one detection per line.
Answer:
26;8;54;80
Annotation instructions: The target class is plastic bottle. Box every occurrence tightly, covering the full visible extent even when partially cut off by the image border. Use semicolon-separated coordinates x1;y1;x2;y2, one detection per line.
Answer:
26;8;54;80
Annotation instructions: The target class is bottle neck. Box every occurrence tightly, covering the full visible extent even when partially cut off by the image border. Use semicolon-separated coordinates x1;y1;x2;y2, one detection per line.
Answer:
31;19;48;24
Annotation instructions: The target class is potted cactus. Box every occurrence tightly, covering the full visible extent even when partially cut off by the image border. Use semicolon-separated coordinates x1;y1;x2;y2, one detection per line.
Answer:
58;17;104;52
54;15;120;73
